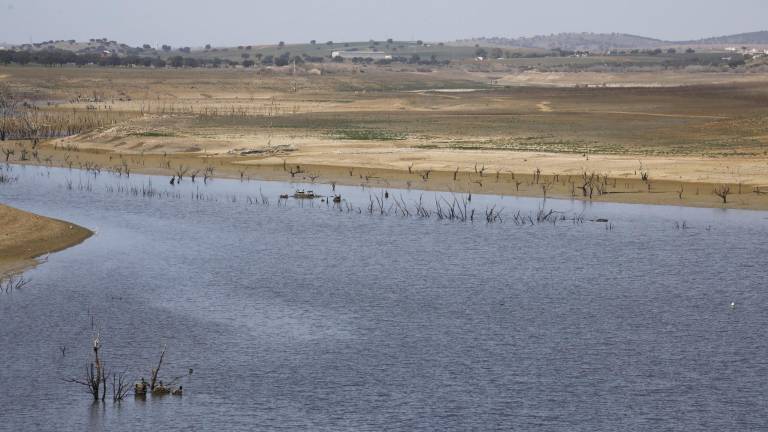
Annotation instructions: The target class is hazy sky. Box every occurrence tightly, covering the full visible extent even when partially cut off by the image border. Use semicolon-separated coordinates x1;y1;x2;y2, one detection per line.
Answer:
1;0;765;46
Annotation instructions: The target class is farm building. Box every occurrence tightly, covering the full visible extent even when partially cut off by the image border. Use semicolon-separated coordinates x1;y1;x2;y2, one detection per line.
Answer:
331;51;392;60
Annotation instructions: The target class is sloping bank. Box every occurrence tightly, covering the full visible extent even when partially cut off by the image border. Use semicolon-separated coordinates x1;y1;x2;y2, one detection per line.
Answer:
0;204;92;277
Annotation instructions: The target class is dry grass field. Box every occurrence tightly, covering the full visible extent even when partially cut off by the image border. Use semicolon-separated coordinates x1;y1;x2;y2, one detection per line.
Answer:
2;65;768;209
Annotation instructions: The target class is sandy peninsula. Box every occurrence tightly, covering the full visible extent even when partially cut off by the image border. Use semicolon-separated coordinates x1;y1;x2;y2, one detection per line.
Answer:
0;204;92;277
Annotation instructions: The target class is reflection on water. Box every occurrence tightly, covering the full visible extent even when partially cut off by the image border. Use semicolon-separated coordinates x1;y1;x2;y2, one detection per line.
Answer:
1;164;767;431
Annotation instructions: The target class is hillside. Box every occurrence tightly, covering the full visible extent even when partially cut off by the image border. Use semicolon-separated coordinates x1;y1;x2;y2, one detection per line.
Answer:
3;30;765;67
464;33;664;51
681;31;768;45
461;31;768;51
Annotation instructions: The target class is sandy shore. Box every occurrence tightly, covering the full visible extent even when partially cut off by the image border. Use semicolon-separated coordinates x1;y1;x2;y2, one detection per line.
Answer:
0;204;92;277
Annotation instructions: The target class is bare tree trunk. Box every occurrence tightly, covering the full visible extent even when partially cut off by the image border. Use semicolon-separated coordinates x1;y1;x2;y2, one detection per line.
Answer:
150;345;167;390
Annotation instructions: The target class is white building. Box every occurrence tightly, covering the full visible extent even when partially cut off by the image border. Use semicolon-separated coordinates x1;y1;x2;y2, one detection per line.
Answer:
331;51;392;60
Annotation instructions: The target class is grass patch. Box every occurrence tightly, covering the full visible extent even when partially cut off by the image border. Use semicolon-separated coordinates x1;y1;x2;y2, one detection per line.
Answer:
330;128;407;141
129;131;177;137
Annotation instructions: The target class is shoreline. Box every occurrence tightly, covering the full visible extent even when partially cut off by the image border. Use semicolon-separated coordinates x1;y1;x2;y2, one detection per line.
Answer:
0;204;93;278
2;65;767;212
9;142;768;211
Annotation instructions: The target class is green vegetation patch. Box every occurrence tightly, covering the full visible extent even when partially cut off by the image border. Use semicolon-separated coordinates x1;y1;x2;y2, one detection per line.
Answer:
330;128;407;141
129;130;177;137
433;136;615;154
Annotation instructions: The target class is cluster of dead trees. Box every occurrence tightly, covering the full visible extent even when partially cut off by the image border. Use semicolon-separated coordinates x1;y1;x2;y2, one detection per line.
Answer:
166;164;216;185
66;335;185;402
0;163;18;184
1;275;29;294
397;161;750;207
1;84;126;142
355;191;589;226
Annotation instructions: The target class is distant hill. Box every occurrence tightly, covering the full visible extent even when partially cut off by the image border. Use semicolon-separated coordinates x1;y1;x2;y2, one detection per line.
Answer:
6;30;768;63
461;31;768;51
680;31;768;46
465;33;664;51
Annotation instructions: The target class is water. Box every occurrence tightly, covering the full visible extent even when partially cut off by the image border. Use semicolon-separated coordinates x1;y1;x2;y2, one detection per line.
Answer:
1;164;767;431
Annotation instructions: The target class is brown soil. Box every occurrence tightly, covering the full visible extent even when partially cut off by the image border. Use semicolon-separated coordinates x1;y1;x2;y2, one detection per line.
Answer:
3;65;768;210
0;204;92;277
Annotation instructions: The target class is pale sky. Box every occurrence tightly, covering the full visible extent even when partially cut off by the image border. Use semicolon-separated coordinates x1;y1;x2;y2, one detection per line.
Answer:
1;0;765;47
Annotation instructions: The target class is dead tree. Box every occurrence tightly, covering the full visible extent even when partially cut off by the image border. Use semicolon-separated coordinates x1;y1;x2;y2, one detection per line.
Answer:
0;84;19;142
289;165;304;178
20;110;41;147
174;165;189;182
66;333;107;401
580;172;596;199
112;371;132;402
203;165;215;183
2;147;14;162
2;275;29;293
541;182;551;198
713;185;730;204
150;345;167;391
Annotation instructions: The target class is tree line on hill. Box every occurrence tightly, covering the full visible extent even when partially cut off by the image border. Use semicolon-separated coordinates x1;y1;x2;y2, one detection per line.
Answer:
0;46;748;70
0;48;455;68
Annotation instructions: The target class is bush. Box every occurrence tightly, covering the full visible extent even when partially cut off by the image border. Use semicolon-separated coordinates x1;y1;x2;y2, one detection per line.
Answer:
274;52;291;66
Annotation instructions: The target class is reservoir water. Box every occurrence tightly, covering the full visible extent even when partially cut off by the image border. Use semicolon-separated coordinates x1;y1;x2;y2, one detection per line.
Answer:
1;164;767;431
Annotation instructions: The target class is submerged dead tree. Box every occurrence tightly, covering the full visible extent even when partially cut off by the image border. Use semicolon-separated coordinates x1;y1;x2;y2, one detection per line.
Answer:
150;344;167;391
66;333;107;401
580;172;596;199
112;371;132;402
713;185;731;204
